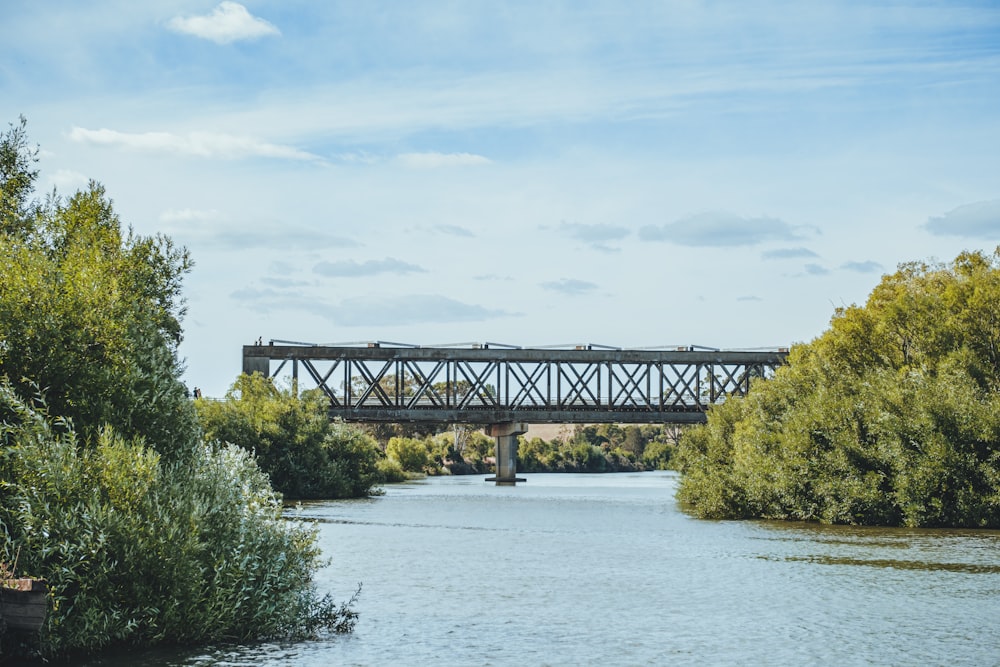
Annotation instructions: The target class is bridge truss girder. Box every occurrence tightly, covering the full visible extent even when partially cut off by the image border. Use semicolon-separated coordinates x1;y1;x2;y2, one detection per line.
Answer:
242;344;788;424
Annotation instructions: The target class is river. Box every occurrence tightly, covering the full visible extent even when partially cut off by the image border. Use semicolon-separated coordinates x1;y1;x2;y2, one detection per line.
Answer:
85;472;1000;666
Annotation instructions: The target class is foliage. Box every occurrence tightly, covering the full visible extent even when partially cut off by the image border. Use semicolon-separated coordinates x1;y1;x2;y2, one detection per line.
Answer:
676;250;1000;527
0;383;356;658
375;456;409;483
385;436;431;473
0;116;39;236
456;429;495;466
195;374;382;499
0;121;197;459
508;424;679;473
0;119;358;658
372;422;682;477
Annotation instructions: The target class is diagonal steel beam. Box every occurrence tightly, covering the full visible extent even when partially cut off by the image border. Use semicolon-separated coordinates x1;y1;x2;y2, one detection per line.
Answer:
242;344;789;423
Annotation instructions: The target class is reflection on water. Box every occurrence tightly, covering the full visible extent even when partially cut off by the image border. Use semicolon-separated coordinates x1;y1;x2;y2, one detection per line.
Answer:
754;519;1000;574
779;555;1000;574
78;472;1000;666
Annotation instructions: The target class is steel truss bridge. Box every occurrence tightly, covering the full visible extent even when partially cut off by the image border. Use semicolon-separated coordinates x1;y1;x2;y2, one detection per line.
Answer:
242;342;788;424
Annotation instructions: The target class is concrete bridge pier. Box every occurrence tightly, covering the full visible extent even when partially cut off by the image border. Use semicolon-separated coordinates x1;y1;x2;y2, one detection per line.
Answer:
484;422;527;486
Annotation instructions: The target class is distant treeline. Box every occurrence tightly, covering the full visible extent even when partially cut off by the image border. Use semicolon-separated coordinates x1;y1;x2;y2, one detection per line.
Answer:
364;422;680;479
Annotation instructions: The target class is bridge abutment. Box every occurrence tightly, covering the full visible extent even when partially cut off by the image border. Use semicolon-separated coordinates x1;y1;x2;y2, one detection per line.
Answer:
484;422;527;486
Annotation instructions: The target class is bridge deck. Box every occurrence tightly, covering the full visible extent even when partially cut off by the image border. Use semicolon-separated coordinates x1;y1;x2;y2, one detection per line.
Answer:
243;343;788;424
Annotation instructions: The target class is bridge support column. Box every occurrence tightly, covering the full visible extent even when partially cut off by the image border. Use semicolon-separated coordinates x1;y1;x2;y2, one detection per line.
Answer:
484;422;527;486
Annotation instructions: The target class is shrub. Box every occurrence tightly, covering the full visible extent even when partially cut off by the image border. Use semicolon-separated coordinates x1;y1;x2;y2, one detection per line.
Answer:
376;457;409;483
641;439;674;470
385;436;431;472
0;383;356;658
0;118;357;660
196;374;381;499
676;250;1000;527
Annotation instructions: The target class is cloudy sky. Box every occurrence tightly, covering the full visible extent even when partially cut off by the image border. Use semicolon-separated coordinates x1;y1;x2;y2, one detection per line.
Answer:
4;1;1000;396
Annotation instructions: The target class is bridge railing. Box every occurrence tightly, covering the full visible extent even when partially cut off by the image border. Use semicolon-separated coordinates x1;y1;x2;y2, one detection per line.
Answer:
242;343;788;424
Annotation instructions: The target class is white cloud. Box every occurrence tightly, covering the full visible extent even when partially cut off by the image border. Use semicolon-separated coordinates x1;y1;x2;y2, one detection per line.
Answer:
589;244;622;254
330;295;514;326
434;224;475;237
762;247;819;260
313;258;426;277
395;152;492;168
540;279;599;295
168;2;280;44
639;212;802;247
69;127;320;162
171;224;360;251
556;222;630;253
230;286;317;313
159;208;222;223
841;260;883;273
558;222;630;243
210;228;360;251
46;169;88;192
804;264;830;276
260;276;311;289
924;200;1000;239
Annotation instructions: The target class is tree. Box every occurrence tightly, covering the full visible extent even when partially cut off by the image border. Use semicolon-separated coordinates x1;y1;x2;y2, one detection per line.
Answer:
0;122;197;456
676;250;1000;527
0;116;39;236
196;373;382;499
385;435;431;472
0;119;357;658
622;426;644;456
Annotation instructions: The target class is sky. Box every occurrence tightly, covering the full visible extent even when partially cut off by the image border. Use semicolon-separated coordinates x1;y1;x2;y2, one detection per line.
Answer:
3;1;1000;396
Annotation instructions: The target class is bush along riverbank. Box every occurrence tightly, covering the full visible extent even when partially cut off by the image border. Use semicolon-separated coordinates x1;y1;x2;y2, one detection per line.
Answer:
676;250;1000;527
372;423;681;477
0;117;357;660
196;373;383;500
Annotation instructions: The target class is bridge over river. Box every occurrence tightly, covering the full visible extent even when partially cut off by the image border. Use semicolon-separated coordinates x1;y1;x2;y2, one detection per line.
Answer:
243;341;788;484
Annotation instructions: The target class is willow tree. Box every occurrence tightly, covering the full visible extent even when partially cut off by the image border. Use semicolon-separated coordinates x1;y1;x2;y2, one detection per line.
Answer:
676;250;1000;527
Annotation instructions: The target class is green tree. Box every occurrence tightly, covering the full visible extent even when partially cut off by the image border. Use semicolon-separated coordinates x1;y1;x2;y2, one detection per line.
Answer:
676;250;1000;527
196;373;381;499
0;116;39;236
0;124;197;457
622;426;645;457
0;383;356;656
385;435;431;472
0;119;358;658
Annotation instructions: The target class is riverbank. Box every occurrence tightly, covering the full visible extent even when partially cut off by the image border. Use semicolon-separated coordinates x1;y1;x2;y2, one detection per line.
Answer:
75;473;1000;666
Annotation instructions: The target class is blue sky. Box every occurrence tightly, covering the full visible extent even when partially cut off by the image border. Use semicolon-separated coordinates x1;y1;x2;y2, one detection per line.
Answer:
4;1;1000;396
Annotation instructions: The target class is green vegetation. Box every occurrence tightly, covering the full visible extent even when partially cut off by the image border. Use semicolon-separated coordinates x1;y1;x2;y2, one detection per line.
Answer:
0;121;198;460
374;423;680;475
0;387;356;655
518;424;678;472
0;117;356;658
195;373;382;499
676;250;1000;527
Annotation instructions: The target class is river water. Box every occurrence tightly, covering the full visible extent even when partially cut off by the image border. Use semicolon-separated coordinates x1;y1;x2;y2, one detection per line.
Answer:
86;472;999;666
